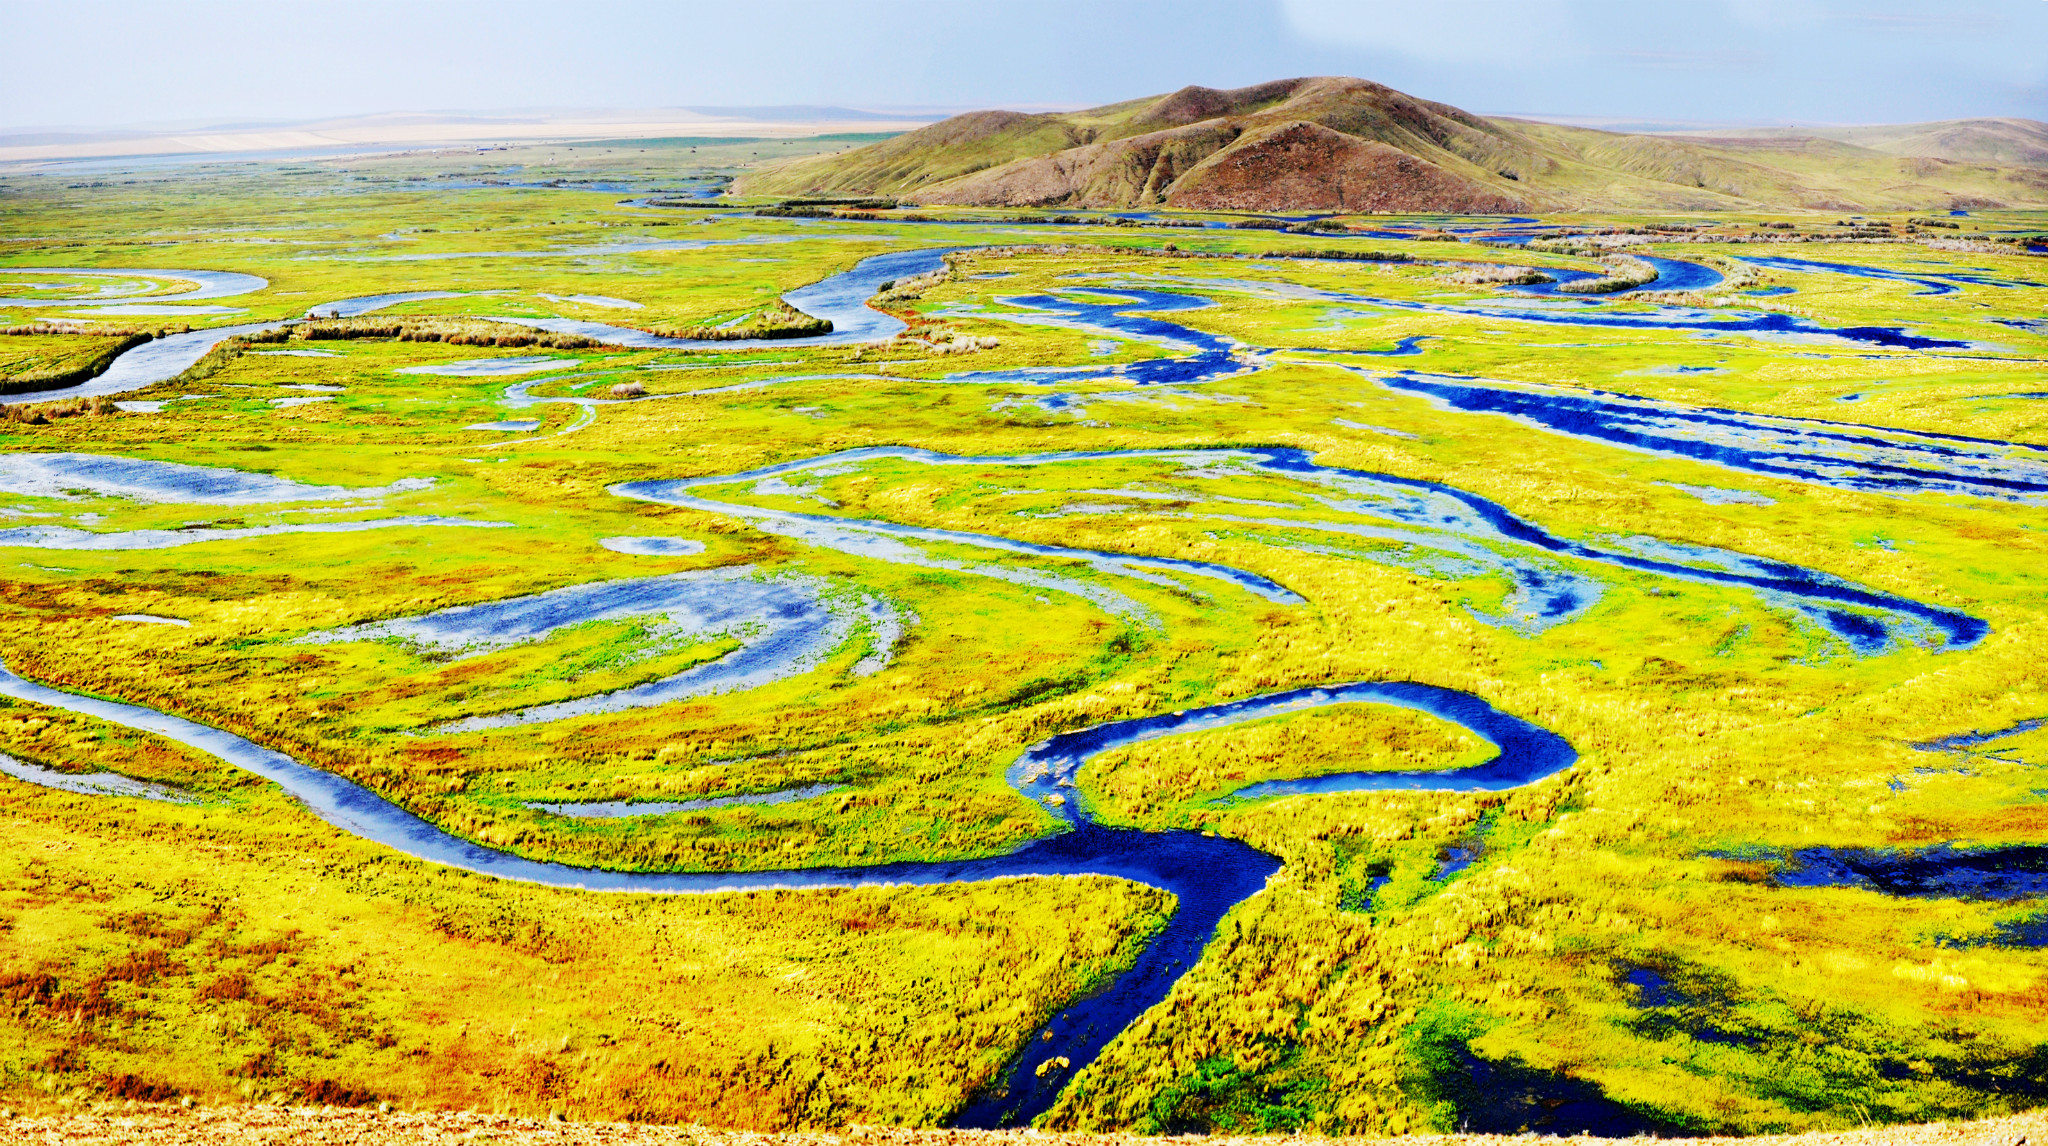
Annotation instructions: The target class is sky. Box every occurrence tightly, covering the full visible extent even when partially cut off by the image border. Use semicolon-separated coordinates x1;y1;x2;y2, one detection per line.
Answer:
2;0;2045;133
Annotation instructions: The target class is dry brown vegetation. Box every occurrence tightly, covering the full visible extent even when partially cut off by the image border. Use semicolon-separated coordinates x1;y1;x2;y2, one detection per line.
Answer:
290;317;610;349
1162;122;1523;215
1554;254;1660;294
1442;264;1552;287
0;394;119;422
648;301;832;341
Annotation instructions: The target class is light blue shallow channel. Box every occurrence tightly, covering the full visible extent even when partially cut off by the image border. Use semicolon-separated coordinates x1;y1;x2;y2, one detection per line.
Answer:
614;444;1986;655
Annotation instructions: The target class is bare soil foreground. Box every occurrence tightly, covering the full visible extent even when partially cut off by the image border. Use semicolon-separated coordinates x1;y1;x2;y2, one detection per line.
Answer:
6;1108;2044;1146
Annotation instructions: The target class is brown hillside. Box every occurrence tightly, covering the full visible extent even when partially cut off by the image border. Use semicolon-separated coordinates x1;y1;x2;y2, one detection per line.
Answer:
1670;117;2048;169
1129;79;1307;129
1165;121;1525;213
914;120;1244;207
900;77;1533;210
1873;119;2048;166
741;76;1539;210
736;76;2048;212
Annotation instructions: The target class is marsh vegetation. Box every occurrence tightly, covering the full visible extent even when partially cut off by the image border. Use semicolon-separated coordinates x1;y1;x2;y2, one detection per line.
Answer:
0;152;2043;1134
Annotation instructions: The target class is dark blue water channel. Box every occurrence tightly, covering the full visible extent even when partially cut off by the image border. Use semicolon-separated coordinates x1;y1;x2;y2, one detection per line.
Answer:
1376;371;2048;504
1767;844;2048;902
1737;256;2046;296
1636;256;1725;293
1730;718;2048;940
1009;259;1786;369
0;656;1588;1127
1141;272;1972;349
1284;334;1434;358
1244;445;1985;652
948;246;1984;364
945;288;1253;387
1010;682;1576;820
1914;718;2047;752
1503;256;1726;297
1395;291;1967;349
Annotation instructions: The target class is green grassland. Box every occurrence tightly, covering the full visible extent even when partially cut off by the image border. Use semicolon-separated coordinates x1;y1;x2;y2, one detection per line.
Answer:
0;154;2045;1133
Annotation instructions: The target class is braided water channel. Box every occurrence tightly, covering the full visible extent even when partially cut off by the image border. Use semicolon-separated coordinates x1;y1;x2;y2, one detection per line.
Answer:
2;244;2027;1124
614;445;1986;653
0;436;1989;1123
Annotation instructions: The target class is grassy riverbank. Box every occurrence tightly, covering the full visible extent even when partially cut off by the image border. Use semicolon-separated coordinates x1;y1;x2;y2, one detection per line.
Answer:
0;331;149;394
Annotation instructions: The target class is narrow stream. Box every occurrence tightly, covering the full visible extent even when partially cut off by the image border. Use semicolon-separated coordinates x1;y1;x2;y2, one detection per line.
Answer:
484;248;952;349
2;289;506;406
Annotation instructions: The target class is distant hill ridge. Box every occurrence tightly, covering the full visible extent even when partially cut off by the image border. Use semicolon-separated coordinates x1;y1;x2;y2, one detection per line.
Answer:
735;77;2048;213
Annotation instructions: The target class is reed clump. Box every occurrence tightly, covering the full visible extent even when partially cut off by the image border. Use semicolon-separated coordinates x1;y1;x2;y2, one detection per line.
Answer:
1698;255;1764;290
651;302;831;341
0;394;119;422
0;323;179;338
1443;264;1552;286
294;317;608;349
1555;253;1659;294
1262;249;1412;263
893;332;999;356
874;269;952;305
1920;237;2013;255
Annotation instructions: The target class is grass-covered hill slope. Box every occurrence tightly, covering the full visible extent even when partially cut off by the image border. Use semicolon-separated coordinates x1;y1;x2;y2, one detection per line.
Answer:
735;76;2048;213
1689;117;2048;169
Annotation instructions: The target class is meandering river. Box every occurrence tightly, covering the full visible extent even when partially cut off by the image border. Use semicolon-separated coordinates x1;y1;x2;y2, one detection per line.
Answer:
0;655;1575;1126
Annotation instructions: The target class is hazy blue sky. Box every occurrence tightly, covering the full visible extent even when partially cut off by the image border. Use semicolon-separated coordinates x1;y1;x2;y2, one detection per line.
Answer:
3;0;2044;132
